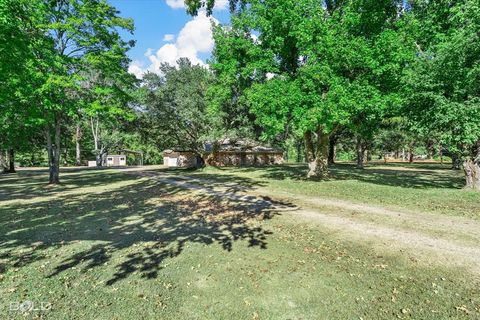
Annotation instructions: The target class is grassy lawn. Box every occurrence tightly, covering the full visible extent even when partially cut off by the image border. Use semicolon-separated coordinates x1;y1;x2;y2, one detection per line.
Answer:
0;164;479;319
179;162;480;219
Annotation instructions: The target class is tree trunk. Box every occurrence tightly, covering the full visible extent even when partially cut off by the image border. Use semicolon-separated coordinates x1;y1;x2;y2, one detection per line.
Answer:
75;125;82;166
451;154;461;170
463;160;480;190
96;148;106;167
439;144;444;164
356;137;365;169
7;148;16;173
0;150;6;172
305;128;329;179
90;118;106;167
463;143;480;190
409;150;414;163
195;154;206;169
328;137;336;165
296;140;302;163
304;130;315;163
46;119;61;184
426;141;435;160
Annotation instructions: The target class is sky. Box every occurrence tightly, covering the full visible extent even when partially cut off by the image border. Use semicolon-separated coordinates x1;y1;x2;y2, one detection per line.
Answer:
108;0;231;78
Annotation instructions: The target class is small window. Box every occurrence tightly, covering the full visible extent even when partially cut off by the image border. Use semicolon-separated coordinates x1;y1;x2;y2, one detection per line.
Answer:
107;158;113;161
120;158;125;161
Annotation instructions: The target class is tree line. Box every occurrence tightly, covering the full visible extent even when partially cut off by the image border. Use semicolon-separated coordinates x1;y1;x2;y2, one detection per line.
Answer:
1;0;479;190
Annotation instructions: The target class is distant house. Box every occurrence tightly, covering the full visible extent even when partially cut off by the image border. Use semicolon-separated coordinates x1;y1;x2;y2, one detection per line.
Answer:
106;155;127;167
163;141;284;168
205;139;284;167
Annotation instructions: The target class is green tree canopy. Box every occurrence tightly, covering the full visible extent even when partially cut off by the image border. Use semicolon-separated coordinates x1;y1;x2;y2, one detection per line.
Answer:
404;0;480;189
137;58;213;155
210;0;410;178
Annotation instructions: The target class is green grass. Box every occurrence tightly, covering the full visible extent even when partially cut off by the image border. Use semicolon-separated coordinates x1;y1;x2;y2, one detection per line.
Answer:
177;162;480;219
0;166;479;319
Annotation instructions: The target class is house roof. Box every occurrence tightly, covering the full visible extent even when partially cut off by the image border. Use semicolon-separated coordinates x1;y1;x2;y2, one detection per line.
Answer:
163;149;197;154
164;140;283;154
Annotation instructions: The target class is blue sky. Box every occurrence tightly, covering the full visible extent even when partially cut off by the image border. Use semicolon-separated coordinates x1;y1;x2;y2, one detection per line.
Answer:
108;0;230;77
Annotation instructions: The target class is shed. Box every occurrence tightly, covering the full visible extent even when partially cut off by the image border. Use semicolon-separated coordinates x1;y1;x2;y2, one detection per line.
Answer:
106;155;127;167
163;150;197;168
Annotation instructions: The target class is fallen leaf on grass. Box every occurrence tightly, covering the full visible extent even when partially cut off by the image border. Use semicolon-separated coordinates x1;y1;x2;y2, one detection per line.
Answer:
401;308;410;314
455;305;470;314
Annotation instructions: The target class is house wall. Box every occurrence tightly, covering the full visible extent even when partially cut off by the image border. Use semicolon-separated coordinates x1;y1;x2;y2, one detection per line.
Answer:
206;152;284;167
178;154;197;168
106;155;126;167
163;152;197;168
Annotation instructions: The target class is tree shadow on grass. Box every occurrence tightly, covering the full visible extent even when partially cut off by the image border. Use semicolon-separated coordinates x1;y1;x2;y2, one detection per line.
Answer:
0;167;133;202
230;163;464;189
0;169;292;286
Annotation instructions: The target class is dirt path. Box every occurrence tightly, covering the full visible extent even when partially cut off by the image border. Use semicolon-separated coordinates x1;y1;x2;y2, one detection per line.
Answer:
121;168;480;274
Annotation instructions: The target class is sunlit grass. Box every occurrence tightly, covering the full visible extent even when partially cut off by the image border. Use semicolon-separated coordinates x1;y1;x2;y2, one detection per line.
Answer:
181;162;480;219
0;167;479;319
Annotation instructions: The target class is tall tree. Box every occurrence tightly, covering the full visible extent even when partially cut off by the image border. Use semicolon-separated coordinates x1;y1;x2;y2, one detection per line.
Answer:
28;0;134;183
404;0;480;189
210;0;408;178
0;0;47;173
137;58;213;158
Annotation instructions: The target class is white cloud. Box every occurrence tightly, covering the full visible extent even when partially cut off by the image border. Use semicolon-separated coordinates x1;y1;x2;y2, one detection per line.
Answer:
165;0;228;11
212;0;228;10
163;34;175;42
128;61;145;79
165;0;184;9
129;12;217;78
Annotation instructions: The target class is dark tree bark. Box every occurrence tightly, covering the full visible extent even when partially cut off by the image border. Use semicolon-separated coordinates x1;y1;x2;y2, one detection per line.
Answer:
305;128;329;179
195;154;206;168
296;140;302;163
439;144;444;164
7;149;16;173
356;136;366;169
451;153;462;170
46;117;61;184
30;152;36;166
409;150;414;163
328;136;337;165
